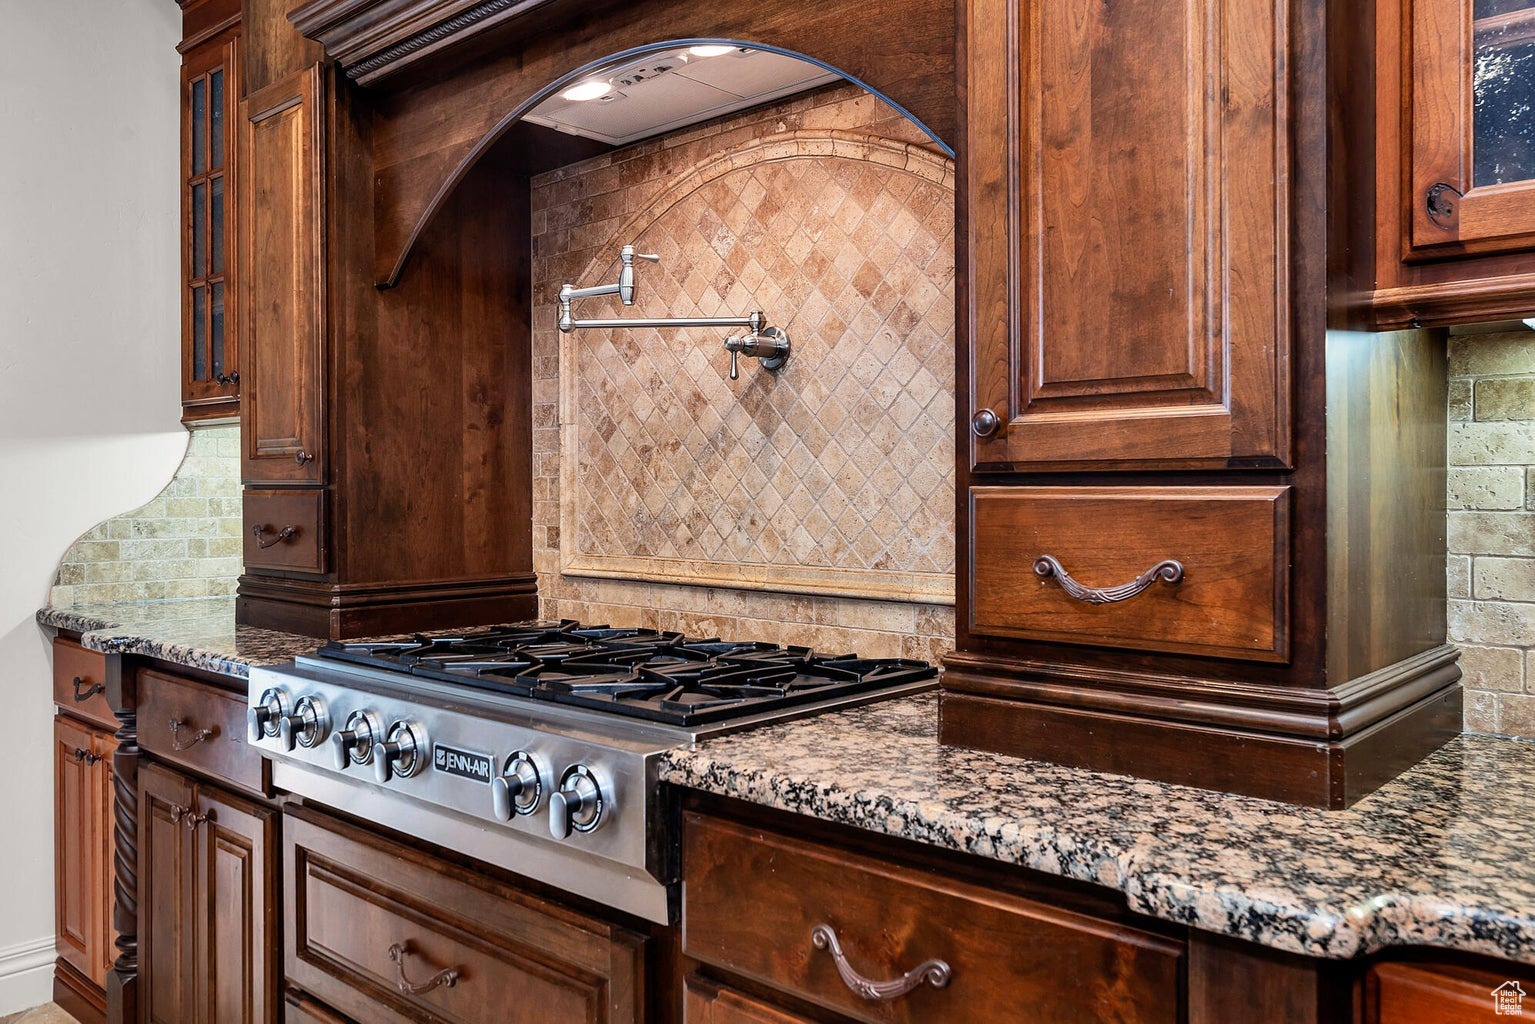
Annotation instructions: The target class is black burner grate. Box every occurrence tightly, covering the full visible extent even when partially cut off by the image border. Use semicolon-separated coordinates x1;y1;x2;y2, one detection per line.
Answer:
317;621;936;725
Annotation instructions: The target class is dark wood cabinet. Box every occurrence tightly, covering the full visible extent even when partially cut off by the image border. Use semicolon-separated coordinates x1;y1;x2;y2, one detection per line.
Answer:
949;0;1458;808
138;761;278;1024
240;64;326;486
1404;0;1535;260
54;715;116;1000
1364;961;1527;1022
963;0;1289;473
284;807;647;1024
1372;0;1535;326
231;1;538;639
683;809;1183;1024
179;1;241;422
684;977;818;1024
51;637;118;1024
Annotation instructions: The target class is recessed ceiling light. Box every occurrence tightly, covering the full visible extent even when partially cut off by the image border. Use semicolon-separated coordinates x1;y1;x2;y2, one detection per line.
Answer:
561;79;614;102
688;45;735;57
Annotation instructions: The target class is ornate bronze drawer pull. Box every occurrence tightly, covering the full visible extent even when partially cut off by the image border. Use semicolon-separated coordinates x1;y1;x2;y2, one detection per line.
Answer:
388;942;460;996
72;675;104;702
70;747;102;767
252;523;298;548
168;718;216;751
810;924;951;1001
1033;555;1184;605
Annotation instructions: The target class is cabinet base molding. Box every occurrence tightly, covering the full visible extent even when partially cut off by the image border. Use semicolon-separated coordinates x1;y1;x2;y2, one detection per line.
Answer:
940;647;1463;808
236;573;538;639
52;958;105;1024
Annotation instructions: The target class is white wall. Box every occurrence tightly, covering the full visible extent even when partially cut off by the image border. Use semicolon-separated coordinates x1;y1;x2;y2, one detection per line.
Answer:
0;1;185;1012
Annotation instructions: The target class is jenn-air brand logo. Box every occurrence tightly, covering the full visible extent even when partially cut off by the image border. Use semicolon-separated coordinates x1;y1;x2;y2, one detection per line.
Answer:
1495;981;1526;1016
433;744;493;783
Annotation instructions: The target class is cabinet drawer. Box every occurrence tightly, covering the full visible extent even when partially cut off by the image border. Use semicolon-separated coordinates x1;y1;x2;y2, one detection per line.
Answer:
285;809;646;1024
685;975;815;1024
138;669;267;796
243;488;325;573
1366;962;1527;1022
683;812;1183;1024
53;638;116;730
970;485;1290;661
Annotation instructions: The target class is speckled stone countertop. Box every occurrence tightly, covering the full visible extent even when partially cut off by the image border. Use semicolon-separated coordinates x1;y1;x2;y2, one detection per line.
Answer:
37;598;317;677
659;693;1535;965
37;601;1535;965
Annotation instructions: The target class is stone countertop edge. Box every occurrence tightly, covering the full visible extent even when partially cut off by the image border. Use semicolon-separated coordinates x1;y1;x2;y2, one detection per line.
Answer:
657;693;1535;966
36;599;319;679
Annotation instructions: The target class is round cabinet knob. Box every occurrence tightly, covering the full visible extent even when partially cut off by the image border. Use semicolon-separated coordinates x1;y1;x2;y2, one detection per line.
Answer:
490;751;543;821
548;765;605;840
247;687;292;743
330;711;382;771
276;696;330;752
373;721;426;784
971;408;1002;439
294;450;315;465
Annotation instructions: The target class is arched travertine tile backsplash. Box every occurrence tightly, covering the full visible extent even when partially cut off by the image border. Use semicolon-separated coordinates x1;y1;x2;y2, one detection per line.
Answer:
530;84;955;662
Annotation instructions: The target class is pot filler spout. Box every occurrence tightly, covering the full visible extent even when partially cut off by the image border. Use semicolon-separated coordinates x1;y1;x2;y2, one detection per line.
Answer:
557;243;790;380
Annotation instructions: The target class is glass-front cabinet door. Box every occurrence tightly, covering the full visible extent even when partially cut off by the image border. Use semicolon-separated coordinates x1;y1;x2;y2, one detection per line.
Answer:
181;29;239;419
1408;0;1535;256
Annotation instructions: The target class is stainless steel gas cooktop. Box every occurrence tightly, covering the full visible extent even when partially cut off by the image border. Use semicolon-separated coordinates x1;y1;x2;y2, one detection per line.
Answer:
247;621;937;923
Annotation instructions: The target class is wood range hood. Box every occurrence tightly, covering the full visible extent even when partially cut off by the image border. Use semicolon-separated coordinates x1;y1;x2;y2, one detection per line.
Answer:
287;0;957;286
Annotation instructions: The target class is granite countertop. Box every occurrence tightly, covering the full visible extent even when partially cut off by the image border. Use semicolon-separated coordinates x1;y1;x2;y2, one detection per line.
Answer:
36;600;1535;965
659;692;1535;965
37;597;317;677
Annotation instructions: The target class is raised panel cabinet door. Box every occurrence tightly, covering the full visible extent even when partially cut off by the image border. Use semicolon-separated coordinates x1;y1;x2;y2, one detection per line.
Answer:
192;786;277;1024
139;764;197;1024
181;28;241;420
965;0;1290;471
1406;0;1535;257
54;715;101;986
240;63;325;483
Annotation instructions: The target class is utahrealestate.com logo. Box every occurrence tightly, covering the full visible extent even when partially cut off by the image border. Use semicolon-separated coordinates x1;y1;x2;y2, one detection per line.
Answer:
1495;981;1526;1016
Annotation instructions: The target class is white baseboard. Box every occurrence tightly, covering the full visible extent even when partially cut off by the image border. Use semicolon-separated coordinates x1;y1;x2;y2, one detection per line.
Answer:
0;936;55;1017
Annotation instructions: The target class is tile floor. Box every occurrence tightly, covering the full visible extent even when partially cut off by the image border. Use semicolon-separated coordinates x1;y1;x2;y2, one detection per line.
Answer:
0;1005;78;1024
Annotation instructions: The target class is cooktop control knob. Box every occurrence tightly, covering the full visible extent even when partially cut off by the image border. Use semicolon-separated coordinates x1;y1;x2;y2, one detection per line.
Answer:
247;688;292;743
276;695;331;752
330;710;382;771
490;750;543;821
373;721;426;784
549;764;606;839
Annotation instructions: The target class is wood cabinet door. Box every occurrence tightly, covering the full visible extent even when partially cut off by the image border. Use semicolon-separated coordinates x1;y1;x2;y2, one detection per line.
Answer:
181;28;241;420
54;715;102;986
140;764;196;1024
240;63;325;483
964;0;1290;471
192;786;277;1024
140;762;279;1024
1405;0;1535;258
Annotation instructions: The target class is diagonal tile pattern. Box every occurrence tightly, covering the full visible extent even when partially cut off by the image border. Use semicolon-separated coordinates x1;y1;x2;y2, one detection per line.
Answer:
566;148;955;583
